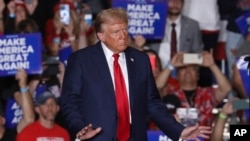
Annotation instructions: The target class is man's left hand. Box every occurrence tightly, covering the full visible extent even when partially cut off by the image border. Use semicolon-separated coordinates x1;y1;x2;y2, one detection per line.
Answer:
180;124;211;141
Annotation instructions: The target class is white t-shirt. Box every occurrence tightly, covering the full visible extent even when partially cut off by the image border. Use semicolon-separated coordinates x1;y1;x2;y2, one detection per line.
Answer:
182;0;220;31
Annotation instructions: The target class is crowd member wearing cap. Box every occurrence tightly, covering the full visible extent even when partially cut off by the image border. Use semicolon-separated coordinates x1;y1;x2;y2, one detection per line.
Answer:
4;0;38;34
16;91;101;141
16;91;70;141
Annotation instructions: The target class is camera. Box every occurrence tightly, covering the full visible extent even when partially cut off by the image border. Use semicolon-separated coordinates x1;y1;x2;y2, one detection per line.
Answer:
233;99;250;110
42;64;60;77
59;4;70;25
42;57;60;77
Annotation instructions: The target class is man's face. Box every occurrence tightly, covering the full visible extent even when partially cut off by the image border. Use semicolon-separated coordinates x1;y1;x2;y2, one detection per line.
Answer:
97;20;129;53
37;98;59;121
168;0;183;16
177;65;199;84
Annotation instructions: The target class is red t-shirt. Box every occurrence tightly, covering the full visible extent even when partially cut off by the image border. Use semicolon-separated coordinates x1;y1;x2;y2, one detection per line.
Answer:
16;121;70;141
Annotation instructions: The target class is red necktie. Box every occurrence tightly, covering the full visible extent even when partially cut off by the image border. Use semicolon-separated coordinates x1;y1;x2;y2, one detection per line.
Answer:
113;54;130;141
170;23;177;59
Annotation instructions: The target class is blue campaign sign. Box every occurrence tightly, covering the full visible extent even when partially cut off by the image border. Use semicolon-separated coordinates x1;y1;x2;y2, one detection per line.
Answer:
4;98;23;129
236;55;250;97
147;130;204;141
235;11;250;37
0;33;42;76
236;55;250;123
112;0;168;39
59;46;73;66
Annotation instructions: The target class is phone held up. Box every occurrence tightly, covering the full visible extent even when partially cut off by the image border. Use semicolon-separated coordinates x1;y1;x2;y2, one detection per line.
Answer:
183;53;203;64
233;99;250;110
84;10;93;26
59;4;70;25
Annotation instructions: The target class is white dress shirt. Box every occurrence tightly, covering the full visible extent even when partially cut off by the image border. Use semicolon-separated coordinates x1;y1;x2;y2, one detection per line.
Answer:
159;16;181;67
101;42;132;122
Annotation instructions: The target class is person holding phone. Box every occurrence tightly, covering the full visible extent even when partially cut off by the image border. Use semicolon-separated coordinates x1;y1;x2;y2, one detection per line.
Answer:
211;98;236;141
45;1;80;56
156;51;232;126
4;0;38;34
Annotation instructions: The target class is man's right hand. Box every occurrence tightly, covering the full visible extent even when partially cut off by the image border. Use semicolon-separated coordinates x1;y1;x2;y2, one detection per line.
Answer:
76;124;102;140
171;52;185;68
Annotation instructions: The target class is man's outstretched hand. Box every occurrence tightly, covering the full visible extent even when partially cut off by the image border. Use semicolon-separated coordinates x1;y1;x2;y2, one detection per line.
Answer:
180;124;212;141
76;124;102;140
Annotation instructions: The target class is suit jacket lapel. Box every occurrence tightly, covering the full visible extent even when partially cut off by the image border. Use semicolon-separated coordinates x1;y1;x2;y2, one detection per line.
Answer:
124;48;137;112
180;16;188;51
92;42;116;105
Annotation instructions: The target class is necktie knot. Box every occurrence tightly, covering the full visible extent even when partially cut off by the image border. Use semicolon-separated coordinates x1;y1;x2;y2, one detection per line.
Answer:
171;23;176;28
113;53;120;61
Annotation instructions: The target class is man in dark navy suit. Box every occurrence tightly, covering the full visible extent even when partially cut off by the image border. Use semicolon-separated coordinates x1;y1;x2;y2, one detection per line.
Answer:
60;8;211;141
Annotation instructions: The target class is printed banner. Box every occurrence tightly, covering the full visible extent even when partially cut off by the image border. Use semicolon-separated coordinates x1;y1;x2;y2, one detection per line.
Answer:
236;55;250;123
235;11;250;37
147;130;204;141
0;33;42;76
236;55;250;97
4;98;23;129
112;0;168;39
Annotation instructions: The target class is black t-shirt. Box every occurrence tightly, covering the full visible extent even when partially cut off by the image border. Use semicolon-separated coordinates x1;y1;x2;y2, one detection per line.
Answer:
183;89;196;107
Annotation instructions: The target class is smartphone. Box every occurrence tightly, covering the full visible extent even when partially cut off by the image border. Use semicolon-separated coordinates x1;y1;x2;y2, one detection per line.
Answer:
84;12;93;26
59;4;70;25
183;53;203;64
233;99;250;110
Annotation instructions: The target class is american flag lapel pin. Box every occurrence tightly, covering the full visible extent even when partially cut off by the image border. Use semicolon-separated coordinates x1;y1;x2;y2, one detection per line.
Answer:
130;58;134;62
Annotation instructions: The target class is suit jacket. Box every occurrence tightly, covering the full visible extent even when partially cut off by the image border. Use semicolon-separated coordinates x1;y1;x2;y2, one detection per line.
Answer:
60;41;184;141
148;15;203;53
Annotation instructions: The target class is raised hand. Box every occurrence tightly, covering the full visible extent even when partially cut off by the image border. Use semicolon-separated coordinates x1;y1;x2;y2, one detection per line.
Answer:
15;68;28;88
201;51;215;68
53;12;64;35
171;52;185;68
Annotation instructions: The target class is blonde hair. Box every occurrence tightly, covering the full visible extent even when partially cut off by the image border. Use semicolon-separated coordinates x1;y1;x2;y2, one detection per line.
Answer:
94;7;128;33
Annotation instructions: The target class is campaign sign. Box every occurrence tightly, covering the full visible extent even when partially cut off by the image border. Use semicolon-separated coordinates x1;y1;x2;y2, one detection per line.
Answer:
0;33;42;76
59;46;73;66
235;11;250;37
236;55;250;97
147;130;204;141
236;55;250;123
4;98;23;129
112;0;168;39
